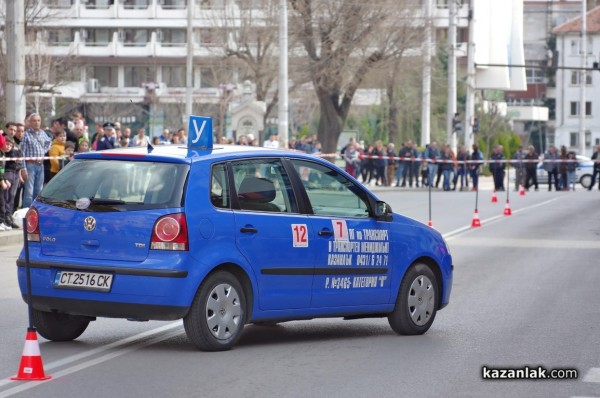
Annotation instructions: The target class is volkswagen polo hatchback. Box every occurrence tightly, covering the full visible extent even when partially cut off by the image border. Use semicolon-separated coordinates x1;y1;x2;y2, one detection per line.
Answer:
17;139;453;351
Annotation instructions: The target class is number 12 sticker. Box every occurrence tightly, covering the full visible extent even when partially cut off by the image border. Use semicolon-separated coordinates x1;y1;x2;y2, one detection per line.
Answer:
292;224;308;247
332;220;349;240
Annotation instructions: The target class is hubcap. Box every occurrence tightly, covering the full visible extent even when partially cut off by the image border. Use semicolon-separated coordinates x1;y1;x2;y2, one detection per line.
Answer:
205;283;242;340
407;275;435;326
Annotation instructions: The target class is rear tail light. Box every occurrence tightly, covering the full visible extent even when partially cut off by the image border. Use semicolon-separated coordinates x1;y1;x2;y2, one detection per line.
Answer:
150;213;188;251
25;208;40;242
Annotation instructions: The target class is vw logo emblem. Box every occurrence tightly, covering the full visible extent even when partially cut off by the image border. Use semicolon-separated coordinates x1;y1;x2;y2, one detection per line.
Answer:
84;216;96;232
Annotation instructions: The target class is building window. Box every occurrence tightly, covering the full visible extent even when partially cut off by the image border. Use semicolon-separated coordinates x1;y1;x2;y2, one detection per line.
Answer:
526;68;544;84
46;0;74;8
88;66;118;87
570;101;592;116
85;0;114;9
200;67;216;89
199;29;218;45
162;66;186;87
435;0;467;7
198;0;226;8
47;29;72;46
570;131;592;148
570;71;592;85
570;39;579;56
121;29;150;46
161;0;186;8
124;66;154;87
123;0;150;9
86;29;116;46
159;29;186;47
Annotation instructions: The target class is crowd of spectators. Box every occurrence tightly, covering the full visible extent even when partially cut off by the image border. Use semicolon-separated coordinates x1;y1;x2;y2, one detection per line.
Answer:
0;112;187;232
1;113;598;232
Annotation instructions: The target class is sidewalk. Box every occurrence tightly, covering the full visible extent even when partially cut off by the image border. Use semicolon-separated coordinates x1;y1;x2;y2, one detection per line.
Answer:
0;227;23;246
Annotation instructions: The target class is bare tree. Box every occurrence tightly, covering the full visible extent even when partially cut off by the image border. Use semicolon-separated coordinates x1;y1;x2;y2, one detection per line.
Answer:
0;0;76;119
289;0;423;152
212;0;313;138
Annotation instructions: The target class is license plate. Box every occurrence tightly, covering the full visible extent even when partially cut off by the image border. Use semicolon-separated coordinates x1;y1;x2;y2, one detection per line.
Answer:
53;270;113;292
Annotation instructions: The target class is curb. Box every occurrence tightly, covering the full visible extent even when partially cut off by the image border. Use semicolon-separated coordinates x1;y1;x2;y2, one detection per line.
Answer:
0;230;23;246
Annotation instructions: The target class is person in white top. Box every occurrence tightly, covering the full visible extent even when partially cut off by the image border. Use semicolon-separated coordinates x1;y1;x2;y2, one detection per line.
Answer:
133;127;150;146
263;133;279;149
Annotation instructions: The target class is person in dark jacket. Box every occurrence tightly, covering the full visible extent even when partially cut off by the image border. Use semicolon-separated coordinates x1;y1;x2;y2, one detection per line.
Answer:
543;145;559;191
512;145;526;191
559;145;569;191
470;144;483;191
489;145;506;191
524;145;539;191
589;145;600;191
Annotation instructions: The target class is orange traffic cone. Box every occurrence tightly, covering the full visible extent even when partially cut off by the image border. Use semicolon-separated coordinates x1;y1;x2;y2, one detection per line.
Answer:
491;189;498;203
471;209;481;227
11;328;51;381
503;200;512;216
519;184;526;196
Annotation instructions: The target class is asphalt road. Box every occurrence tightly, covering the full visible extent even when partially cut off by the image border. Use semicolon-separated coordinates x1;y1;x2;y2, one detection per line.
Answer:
0;188;599;398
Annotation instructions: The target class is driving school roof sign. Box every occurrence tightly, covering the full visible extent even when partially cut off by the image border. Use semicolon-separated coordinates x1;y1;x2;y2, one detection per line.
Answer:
188;115;213;150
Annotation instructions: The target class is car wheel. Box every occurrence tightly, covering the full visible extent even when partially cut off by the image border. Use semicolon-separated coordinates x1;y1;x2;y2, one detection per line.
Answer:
388;263;438;335
580;174;592;189
184;271;246;351
32;309;90;341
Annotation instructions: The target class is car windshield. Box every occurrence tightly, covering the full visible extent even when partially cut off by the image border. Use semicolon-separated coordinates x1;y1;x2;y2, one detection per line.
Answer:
38;159;188;211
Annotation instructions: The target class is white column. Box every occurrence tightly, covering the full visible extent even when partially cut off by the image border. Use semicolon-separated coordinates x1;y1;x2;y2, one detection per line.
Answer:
579;0;587;156
5;0;26;123
447;0;458;152
421;0;432;147
464;0;476;151
278;0;289;148
185;0;194;119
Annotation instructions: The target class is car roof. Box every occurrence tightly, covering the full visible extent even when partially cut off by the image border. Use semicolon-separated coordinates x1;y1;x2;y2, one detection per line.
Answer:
74;144;324;164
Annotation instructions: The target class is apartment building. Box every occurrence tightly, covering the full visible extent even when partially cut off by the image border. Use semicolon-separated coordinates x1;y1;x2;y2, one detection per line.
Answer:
552;4;600;156
1;0;266;138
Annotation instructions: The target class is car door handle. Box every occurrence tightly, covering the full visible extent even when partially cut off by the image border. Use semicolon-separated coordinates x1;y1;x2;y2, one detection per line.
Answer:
240;226;258;234
318;229;334;237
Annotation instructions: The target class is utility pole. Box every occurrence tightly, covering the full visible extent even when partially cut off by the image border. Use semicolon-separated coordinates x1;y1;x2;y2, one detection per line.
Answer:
447;0;458;153
6;1;26;123
278;0;289;149
464;0;476;151
421;0;432;148
185;0;194;120
579;0;587;156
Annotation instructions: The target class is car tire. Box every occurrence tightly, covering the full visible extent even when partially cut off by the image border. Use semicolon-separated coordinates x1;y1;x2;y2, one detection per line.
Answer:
32;309;90;342
184;271;246;351
580;174;592;189
388;263;438;335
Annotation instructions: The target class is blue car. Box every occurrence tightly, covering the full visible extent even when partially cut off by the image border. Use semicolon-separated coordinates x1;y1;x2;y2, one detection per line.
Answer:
17;120;452;351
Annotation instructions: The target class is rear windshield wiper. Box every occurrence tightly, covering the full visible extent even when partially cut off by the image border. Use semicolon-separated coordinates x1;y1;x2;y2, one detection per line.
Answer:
89;198;127;205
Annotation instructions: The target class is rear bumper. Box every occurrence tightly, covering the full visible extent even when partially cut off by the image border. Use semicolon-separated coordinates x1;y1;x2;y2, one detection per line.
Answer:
16;255;200;319
23;295;188;320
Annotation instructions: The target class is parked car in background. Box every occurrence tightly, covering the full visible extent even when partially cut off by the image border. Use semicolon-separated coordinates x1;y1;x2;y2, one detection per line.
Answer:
510;155;593;189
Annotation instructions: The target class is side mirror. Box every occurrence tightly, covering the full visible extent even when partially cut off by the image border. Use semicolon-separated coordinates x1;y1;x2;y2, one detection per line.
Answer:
375;201;393;221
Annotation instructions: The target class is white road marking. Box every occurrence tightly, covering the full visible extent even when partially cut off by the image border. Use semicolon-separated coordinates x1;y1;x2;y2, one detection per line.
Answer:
583;368;600;383
442;198;560;240
0;321;182;390
0;328;183;398
449;237;600;249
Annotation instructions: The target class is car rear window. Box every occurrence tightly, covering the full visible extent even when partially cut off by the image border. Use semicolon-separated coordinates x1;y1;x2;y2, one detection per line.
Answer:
38;159;188;211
